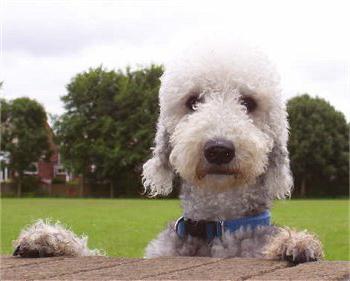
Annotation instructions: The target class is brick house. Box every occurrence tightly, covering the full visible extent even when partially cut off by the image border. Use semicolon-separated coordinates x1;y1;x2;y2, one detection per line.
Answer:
0;123;68;183
23;148;67;184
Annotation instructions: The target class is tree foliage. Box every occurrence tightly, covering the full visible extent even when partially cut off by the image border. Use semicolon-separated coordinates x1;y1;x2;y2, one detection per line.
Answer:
55;65;162;196
0;97;51;196
287;94;349;197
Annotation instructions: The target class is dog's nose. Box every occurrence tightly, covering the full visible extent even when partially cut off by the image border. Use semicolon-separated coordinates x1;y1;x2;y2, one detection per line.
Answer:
204;139;235;165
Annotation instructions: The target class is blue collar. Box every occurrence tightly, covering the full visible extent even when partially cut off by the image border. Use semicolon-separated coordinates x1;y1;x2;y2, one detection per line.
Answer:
175;210;271;241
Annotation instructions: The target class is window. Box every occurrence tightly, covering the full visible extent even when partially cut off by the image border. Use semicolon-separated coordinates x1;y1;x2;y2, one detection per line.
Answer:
24;163;38;175
54;165;66;176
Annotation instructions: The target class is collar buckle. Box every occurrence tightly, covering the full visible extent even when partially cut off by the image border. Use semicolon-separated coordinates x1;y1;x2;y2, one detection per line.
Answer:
175;216;184;234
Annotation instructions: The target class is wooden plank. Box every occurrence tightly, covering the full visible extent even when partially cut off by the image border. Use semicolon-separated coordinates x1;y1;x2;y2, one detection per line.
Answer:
59;257;222;280
1;256;66;269
248;261;350;281
145;258;289;280
1;256;349;280
0;256;140;280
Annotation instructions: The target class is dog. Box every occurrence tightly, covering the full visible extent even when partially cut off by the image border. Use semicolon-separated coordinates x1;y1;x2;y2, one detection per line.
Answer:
142;42;323;262
13;41;323;264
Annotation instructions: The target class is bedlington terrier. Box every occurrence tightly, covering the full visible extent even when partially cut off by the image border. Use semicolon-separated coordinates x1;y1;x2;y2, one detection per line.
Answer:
13;42;323;264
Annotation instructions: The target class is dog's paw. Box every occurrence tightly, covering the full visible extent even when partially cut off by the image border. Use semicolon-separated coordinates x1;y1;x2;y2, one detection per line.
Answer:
264;227;324;264
13;219;103;258
13;243;55;258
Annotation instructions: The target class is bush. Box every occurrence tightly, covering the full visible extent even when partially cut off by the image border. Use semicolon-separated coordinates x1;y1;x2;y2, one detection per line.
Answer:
66;178;80;186
18;176;41;193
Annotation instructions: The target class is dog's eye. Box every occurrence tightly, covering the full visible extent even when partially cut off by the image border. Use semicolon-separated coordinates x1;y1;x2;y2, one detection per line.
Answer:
186;95;201;111
240;96;257;113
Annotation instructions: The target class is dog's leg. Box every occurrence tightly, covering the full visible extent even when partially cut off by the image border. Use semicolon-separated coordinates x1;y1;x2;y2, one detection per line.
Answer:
263;227;323;264
13;220;103;257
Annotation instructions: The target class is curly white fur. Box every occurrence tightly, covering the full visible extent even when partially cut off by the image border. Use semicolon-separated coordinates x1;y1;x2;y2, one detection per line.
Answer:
142;40;292;199
13;220;102;257
263;227;324;263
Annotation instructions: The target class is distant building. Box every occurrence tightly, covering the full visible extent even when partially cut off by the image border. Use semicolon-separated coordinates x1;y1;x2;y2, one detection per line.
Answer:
0;123;69;183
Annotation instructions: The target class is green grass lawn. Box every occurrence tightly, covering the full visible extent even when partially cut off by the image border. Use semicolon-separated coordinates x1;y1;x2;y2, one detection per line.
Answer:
1;198;348;260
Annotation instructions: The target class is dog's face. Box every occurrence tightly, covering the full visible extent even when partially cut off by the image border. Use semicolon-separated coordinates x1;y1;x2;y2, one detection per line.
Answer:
143;45;293;198
167;83;273;190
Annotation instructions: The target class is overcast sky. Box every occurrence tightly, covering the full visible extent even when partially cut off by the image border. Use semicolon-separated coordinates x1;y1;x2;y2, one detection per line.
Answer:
1;0;349;120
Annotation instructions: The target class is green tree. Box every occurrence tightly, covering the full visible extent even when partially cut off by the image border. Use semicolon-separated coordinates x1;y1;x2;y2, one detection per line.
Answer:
0;97;51;197
55;65;162;197
287;94;349;197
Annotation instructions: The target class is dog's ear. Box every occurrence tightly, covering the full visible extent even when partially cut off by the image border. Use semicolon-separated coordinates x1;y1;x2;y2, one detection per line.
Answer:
262;110;294;199
264;140;293;199
142;120;174;197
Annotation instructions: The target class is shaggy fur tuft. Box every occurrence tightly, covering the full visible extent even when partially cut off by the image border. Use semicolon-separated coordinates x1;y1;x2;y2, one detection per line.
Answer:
13;220;103;257
263;227;324;263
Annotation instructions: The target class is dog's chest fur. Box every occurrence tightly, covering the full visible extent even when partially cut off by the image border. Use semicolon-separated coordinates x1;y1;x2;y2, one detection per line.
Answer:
180;182;272;221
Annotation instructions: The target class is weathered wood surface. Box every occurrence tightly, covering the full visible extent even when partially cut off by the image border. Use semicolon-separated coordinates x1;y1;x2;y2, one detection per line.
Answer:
1;256;349;280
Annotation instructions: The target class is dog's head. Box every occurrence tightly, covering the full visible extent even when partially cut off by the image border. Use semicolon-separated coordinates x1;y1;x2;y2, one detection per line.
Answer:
143;44;293;199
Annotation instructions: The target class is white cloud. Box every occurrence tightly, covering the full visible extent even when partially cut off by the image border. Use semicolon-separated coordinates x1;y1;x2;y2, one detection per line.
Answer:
1;0;349;119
